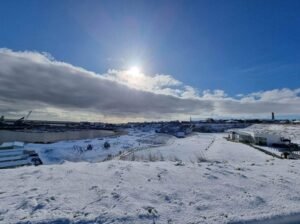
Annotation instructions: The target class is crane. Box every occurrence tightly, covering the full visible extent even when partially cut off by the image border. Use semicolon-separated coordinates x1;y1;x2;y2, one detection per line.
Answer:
24;111;32;121
14;111;32;125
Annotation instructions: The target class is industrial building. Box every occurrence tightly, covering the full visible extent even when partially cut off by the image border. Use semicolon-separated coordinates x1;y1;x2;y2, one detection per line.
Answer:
228;130;291;147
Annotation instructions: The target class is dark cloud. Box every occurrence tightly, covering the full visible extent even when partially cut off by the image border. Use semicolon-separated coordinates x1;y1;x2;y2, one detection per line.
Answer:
0;49;299;121
0;49;213;120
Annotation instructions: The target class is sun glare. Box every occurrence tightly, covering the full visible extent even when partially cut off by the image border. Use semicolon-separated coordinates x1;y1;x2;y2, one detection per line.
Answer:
127;66;141;76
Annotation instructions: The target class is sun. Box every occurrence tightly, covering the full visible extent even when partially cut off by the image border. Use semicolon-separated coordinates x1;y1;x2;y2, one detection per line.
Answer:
127;66;141;77
124;66;143;86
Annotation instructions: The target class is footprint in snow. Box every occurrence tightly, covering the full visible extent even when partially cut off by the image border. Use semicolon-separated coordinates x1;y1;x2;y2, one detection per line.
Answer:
195;204;209;211
238;173;248;179
16;198;46;215
107;164;116;170
114;171;123;177
89;185;99;190
138;206;159;219
120;164;132;172
45;196;56;202
0;209;8;215
249;196;266;207
207;175;218;180
22;188;38;195
111;192;121;200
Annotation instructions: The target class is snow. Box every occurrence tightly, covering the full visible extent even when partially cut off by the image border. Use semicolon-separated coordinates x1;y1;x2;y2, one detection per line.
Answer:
0;125;300;223
24;129;171;165
1;156;300;223
206;135;269;163
0;141;24;149
129;133;214;162
129;133;269;164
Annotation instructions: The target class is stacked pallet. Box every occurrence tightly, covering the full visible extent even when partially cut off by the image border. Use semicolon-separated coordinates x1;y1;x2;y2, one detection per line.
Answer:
0;142;42;169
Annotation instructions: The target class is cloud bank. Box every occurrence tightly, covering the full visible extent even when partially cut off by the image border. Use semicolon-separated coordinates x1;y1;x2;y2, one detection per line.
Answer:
0;48;299;122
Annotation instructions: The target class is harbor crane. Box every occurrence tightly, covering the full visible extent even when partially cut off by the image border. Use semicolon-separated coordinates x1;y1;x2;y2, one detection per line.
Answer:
14;111;32;125
25;111;32;120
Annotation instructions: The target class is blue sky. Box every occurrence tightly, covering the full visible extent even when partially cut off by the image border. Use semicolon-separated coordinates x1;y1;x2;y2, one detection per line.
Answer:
0;0;299;121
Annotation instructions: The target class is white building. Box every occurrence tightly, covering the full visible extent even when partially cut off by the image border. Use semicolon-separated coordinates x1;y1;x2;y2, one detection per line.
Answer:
0;141;24;149
228;130;291;146
228;131;253;143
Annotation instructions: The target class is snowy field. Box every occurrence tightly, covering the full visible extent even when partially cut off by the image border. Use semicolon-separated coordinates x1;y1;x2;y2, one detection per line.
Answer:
1;125;300;223
124;133;215;162
24;129;172;165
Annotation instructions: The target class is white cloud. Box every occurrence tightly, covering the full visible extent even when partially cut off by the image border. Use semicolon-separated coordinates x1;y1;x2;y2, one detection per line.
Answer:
202;90;229;100
0;48;299;122
103;69;198;98
247;88;300;102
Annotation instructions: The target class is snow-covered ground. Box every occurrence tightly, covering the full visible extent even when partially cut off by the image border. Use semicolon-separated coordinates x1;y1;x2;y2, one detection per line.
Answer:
125;132;273;164
24;129;172;165
1;125;300;223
